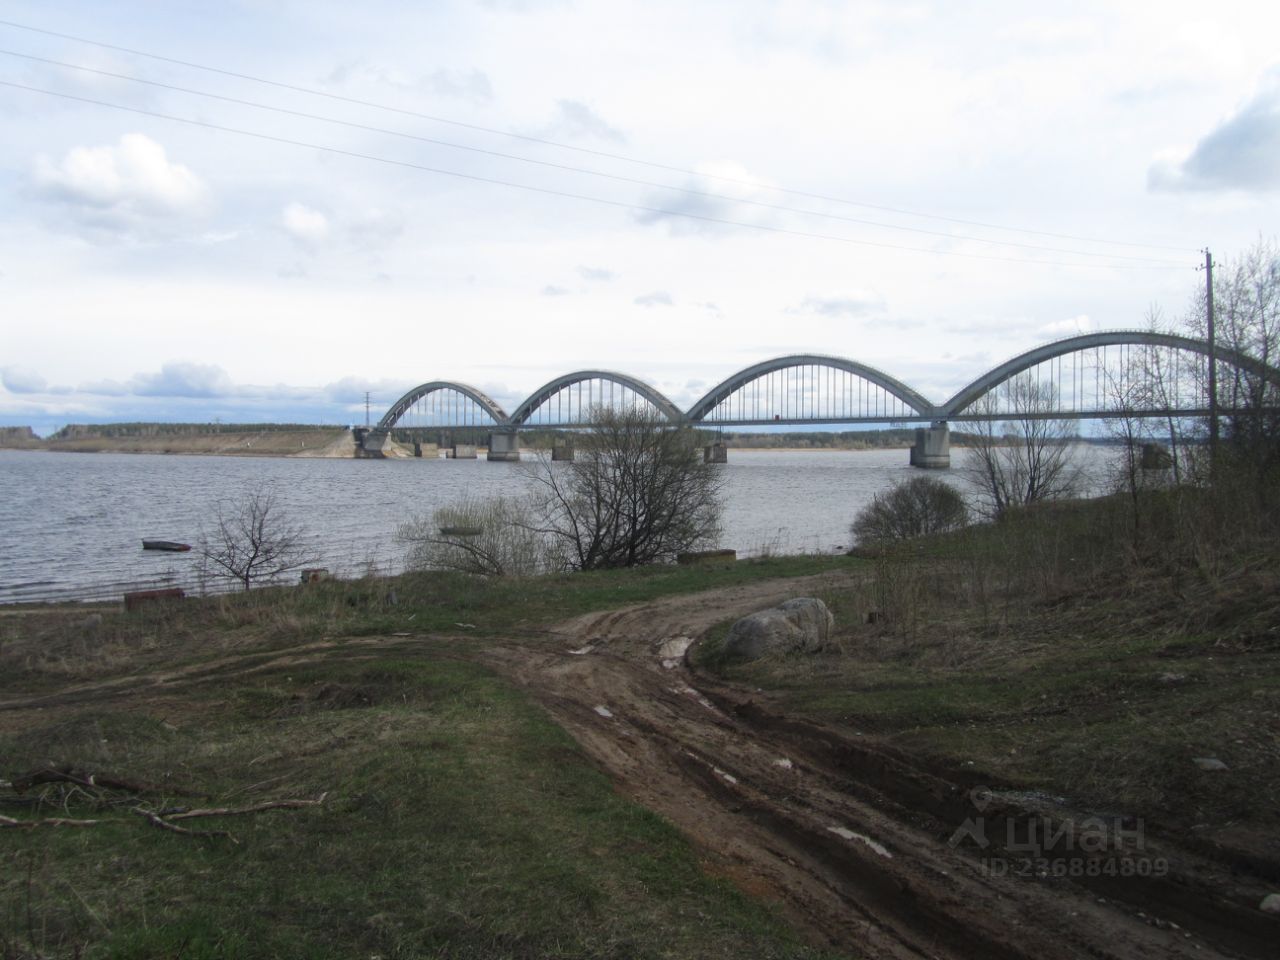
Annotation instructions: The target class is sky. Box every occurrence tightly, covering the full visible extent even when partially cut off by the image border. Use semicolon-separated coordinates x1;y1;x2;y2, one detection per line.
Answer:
1;0;1278;434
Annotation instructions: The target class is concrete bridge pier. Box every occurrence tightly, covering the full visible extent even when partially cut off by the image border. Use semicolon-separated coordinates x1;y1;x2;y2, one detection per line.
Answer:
552;441;575;461
704;442;728;464
910;422;950;469
487;431;521;462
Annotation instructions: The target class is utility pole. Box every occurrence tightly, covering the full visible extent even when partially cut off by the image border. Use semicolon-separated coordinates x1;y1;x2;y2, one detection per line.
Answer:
365;391;371;428
1204;249;1218;459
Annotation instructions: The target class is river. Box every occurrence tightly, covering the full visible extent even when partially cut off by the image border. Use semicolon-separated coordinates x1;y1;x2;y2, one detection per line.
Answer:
0;446;1110;604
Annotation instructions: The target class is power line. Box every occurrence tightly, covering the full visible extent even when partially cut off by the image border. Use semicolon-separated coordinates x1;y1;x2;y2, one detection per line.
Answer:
0;78;1195;272
0;49;1190;266
0;17;1197;255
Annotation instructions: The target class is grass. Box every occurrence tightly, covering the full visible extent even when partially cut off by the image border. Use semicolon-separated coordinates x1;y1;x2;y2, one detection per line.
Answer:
693;494;1280;830
1;652;837;960
0;554;853;693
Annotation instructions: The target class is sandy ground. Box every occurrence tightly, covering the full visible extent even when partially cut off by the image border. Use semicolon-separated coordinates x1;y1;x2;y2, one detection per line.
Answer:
2;577;1274;958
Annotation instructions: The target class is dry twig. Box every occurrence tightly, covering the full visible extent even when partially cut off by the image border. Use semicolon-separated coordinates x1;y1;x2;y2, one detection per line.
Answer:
0;813;101;828
167;792;328;821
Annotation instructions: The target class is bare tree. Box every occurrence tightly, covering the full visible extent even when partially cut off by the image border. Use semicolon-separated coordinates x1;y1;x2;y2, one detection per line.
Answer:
398;495;554;576
199;485;312;590
1184;238;1280;473
525;406;723;570
852;475;968;546
962;374;1082;519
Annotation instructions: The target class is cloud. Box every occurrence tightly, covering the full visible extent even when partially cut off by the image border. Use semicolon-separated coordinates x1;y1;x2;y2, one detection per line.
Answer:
281;202;331;249
1;366;48;394
321;376;416;405
32;133;209;235
327;60;489;100
796;292;886;318
77;378;132;397
428;68;493;104
634;290;674;307
1039;314;1095;337
634;162;776;236
542;285;571;296
277;261;310;279
346;207;404;249
1149;72;1280;192
544;99;625;142
132;362;236;399
577;265;616;281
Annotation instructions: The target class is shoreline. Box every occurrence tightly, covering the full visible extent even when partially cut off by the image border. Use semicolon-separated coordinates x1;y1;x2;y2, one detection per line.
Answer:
1;441;917;459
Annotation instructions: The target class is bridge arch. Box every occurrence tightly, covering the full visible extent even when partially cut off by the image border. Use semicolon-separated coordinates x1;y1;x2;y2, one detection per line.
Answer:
940;331;1280;418
377;381;510;429
686;354;937;422
509;370;684;425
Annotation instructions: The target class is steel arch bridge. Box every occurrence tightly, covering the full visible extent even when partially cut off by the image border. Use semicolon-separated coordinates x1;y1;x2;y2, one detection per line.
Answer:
375;331;1280;433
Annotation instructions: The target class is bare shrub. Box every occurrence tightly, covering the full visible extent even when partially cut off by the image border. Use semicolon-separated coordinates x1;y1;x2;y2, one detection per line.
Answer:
398;495;554;576
527;406;723;570
851;475;968;546
198;484;313;591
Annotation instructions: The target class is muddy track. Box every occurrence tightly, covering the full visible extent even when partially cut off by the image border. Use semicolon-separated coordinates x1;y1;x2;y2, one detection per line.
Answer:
482;575;1278;959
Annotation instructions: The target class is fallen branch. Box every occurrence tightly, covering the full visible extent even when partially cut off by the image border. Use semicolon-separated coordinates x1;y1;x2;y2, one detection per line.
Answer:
0;813;102;828
131;808;239;844
11;765;206;797
167;793;328;821
3;770;327;843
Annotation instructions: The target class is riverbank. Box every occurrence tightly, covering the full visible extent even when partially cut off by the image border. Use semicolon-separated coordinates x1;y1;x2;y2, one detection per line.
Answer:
2;517;1276;957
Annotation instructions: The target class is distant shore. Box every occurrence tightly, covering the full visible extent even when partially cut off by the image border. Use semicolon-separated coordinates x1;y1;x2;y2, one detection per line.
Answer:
0;422;932;458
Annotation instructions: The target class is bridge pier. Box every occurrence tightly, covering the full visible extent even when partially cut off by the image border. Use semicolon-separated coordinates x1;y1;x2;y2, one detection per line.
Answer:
552;441;575;461
487;431;521;462
910;422;950;469
704;442;728;464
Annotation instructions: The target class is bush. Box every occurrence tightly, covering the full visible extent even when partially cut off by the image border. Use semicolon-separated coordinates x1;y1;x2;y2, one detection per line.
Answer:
527;406;723;570
851;475;969;546
398;495;554;576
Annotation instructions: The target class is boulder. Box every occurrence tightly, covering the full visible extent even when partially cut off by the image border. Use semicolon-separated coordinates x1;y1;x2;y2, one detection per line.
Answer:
723;597;834;660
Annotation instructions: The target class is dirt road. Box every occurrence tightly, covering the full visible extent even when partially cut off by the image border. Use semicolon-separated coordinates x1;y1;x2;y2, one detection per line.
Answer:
484;575;1277;959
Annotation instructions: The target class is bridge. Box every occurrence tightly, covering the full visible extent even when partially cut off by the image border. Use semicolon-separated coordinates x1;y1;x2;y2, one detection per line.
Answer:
361;331;1280;467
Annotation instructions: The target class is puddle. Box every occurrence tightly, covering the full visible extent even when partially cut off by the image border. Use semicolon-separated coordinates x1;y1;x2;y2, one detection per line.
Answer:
713;766;739;785
568;645;594;656
593;705;614;718
827;825;893;858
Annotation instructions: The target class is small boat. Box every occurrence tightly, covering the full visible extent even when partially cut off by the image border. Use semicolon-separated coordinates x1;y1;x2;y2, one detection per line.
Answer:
142;539;192;552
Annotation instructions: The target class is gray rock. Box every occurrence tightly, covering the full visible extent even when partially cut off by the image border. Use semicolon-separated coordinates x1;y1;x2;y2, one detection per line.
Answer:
723;597;834;660
1191;757;1228;771
1260;893;1280;913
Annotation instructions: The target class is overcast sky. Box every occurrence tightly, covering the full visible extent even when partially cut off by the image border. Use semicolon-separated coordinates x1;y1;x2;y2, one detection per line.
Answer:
1;0;1278;433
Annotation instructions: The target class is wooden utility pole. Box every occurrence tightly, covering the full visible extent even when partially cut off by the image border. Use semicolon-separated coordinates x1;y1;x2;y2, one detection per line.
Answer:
1205;249;1219;458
